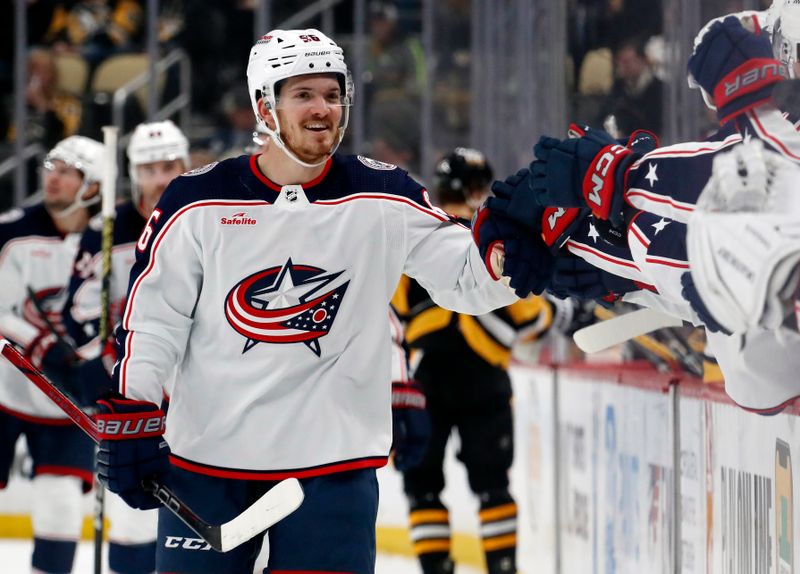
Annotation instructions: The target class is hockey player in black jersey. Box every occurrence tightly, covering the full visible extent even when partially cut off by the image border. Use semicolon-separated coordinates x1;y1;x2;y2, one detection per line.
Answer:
393;149;554;574
0;135;104;574
63;120;189;574
91;28;536;574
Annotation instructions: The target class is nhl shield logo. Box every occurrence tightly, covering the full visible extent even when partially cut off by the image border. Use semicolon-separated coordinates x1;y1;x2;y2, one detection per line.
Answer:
224;259;349;356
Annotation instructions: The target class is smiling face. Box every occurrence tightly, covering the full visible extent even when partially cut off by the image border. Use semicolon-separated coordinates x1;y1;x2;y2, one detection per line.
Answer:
263;74;344;165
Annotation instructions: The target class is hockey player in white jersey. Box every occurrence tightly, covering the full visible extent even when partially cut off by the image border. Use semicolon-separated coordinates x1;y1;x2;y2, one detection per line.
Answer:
63;120;189;574
678;139;800;412
0;135;103;574
93;29;523;573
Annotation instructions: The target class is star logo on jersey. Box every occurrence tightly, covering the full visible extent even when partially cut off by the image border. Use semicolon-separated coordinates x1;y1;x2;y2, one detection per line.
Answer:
645;163;659;187
224;259;349;356
652;218;670;235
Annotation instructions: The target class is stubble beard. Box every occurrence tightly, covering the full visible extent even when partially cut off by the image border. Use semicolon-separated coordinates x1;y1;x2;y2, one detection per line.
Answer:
282;124;340;164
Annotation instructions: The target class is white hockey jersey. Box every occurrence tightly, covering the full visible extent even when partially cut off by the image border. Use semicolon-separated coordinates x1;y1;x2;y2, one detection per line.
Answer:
0;205;82;419
115;153;517;479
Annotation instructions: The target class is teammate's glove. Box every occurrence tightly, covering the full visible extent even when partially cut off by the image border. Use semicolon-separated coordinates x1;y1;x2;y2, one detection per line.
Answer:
529;127;641;227
679;272;732;335
548;253;640;307
94;395;170;510
688;16;787;125
472;202;528;281
484;168;541;228
391;382;431;472
25;330;83;394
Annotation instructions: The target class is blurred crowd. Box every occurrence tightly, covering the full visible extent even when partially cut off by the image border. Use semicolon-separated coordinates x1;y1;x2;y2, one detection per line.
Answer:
0;0;773;210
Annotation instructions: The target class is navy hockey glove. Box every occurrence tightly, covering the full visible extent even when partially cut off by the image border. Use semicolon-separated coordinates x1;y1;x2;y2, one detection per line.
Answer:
391;382;431;472
688;16;787;125
472;203;526;280
549;254;640;306
680;272;732;335
25;330;84;395
530;127;640;227
502;230;556;298
94;395;170;510
484;168;542;228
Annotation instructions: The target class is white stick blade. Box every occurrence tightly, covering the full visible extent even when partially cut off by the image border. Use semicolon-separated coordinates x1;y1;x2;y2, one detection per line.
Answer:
218;477;304;552
573;308;683;353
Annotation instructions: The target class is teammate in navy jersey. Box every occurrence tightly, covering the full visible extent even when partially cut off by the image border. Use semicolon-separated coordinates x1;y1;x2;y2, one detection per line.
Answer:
94;29;521;574
478;4;800;413
0;135;103;574
63;120;189;574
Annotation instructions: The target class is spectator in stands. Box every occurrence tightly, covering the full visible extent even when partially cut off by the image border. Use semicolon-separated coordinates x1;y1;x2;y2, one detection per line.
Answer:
600;37;663;136
20;49;82;149
42;0;144;67
368;96;422;180
208;87;261;159
364;1;425;108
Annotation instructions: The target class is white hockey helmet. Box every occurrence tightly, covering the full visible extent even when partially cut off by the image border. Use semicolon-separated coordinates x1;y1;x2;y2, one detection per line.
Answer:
246;28;354;167
127;120;190;204
43;135;104;217
771;0;800;78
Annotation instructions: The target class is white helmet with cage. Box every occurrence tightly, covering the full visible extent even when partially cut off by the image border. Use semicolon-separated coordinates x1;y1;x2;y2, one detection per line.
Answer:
246;28;354;167
127;120;189;206
43;135;104;217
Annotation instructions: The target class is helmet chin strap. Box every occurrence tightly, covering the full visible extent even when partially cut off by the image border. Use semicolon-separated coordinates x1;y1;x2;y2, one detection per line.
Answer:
262;107;349;169
51;180;100;219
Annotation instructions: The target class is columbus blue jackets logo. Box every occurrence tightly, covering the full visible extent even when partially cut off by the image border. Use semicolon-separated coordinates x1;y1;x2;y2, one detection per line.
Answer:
224;259;349;356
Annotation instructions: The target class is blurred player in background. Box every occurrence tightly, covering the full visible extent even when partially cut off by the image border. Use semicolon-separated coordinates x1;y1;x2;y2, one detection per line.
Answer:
393;148;553;574
95;28;522;574
0;136;103;574
63;120;190;574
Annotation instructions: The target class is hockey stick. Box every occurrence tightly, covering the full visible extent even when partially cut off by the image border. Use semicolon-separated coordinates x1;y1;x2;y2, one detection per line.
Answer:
0;340;304;552
572;307;683;353
94;125;118;572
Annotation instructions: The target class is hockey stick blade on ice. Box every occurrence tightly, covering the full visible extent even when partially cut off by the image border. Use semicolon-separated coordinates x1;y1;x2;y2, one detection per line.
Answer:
0;339;304;552
572;308;683;353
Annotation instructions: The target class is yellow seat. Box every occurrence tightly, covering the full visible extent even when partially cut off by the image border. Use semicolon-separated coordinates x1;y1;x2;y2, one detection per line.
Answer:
91;53;163;111
54;53;89;96
578;48;613;96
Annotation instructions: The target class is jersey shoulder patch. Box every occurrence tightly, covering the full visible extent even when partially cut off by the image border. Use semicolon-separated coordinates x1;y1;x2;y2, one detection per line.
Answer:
181;161;219;178
356;155;397;171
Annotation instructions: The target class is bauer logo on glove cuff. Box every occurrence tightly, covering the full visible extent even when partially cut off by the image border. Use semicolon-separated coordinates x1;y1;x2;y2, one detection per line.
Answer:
715;59;787;109
583;144;631;220
96;412;166;439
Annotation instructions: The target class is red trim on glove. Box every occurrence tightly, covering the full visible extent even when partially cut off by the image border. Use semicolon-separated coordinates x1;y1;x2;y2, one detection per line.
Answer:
540;207;582;249
582;144;633;220
94;400;165;440
713;58;786;110
392;382;426;410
